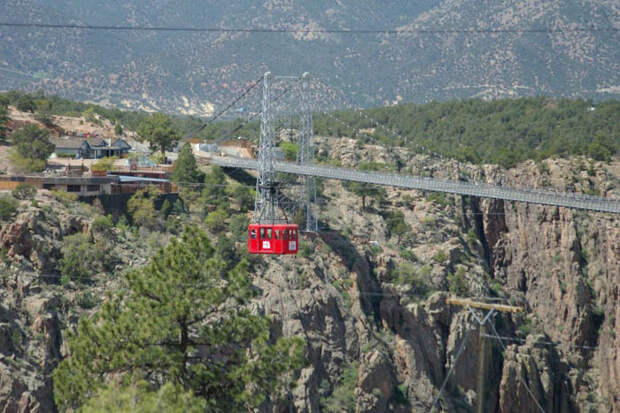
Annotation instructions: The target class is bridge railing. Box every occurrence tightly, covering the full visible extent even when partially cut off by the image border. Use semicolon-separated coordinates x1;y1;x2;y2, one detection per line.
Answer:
209;156;620;214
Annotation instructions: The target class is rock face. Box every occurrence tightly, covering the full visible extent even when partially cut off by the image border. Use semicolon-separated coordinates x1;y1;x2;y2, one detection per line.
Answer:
0;194;149;413
498;335;573;413
0;156;617;412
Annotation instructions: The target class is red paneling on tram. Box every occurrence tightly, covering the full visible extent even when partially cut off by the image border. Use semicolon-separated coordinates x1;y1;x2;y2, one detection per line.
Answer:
248;224;299;255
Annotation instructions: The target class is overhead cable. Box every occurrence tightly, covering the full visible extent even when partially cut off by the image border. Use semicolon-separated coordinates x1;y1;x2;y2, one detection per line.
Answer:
488;322;547;412
1;22;618;34
185;76;263;138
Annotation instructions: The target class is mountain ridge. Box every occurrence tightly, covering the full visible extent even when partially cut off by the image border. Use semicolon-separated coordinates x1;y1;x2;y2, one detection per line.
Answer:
0;0;618;115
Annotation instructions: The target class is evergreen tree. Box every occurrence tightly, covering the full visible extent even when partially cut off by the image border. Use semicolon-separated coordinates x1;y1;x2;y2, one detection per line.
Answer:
171;143;203;183
11;123;54;159
385;211;411;242
342;162;387;210
15;94;35;113
53;227;305;411
230;213;250;242
0;105;9;143
205;207;229;233
127;186;163;230
201;166;228;211
137;113;180;155
9;124;55;172
231;184;254;212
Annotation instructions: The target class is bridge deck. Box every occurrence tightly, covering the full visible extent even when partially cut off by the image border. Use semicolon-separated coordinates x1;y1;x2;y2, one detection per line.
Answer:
210;157;620;214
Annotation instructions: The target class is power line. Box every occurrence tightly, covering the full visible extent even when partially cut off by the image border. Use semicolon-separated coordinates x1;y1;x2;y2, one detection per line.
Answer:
1;22;618;34
480;333;600;351
487;322;546;413
429;327;473;413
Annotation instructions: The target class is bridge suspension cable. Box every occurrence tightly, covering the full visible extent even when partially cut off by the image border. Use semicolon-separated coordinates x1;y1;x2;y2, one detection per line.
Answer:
210;157;620;214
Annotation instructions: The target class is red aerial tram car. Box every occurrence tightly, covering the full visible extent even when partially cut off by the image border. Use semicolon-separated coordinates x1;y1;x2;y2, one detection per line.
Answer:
248;223;299;255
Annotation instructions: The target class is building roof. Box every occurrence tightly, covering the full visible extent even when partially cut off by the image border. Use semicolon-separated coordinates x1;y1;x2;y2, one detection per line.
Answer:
116;175;170;183
51;136;131;150
86;137;107;147
50;136;89;149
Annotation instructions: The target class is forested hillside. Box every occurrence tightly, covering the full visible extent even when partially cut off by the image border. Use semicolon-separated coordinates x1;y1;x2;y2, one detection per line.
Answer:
2;91;618;167
314;97;620;166
198;97;620;167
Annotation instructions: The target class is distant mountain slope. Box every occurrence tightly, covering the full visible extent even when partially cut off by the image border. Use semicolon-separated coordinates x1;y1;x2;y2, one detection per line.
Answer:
0;0;618;115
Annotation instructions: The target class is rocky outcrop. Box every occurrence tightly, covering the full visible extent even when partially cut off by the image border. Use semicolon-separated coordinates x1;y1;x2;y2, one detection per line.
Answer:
471;159;620;411
498;335;574;413
0;193;146;413
0;156;617;412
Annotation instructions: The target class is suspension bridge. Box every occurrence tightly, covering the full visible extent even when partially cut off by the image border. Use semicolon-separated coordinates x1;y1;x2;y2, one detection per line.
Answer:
210;156;620;214
202;72;620;219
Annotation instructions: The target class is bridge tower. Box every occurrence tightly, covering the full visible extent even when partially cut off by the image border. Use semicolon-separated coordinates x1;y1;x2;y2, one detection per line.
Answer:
298;72;318;232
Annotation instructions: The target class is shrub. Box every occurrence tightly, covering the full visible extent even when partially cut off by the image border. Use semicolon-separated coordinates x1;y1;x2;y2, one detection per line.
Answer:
76;290;100;309
300;242;313;258
466;229;478;242
0;196;18;220
59;233;99;282
91;214;114;234
12;183;37;200
426;192;448;207
321;362;358;412
34;111;54;126
516;317;533;337
90;156;118;172
432;250;448;264
393;262;432;297
447;267;468;296
51;189;78;205
400;249;417;262
385;210;411;242
280;142;298;161
205;208;229;234
150;152;166;165
8;150;47;173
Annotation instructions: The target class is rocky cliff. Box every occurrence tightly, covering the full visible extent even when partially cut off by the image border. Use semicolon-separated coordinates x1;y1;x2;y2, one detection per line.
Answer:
0;151;618;412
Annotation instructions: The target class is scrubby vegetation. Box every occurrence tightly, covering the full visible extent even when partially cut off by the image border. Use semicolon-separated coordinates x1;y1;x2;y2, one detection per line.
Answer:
90;156;118;172
11;183;37;200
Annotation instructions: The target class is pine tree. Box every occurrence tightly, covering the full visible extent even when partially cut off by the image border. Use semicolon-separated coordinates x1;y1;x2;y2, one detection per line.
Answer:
171;143;203;183
0;105;9;143
201;166;229;212
53;227;305;411
9;123;55;172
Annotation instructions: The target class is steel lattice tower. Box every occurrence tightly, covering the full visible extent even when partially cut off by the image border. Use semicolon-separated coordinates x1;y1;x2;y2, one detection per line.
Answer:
254;71;318;228
298;72;318;232
254;71;279;224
